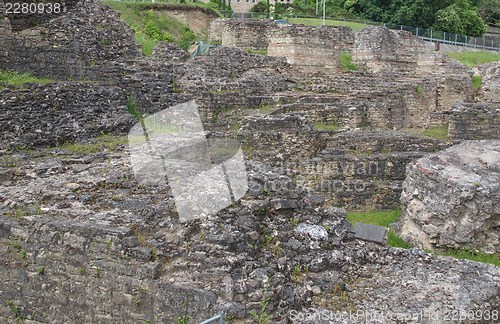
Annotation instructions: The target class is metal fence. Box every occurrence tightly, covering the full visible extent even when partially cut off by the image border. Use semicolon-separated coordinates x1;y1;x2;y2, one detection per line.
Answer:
220;10;500;52
198;312;224;324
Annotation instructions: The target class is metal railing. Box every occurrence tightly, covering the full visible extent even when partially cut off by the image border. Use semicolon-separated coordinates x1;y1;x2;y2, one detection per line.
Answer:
219;10;500;52
198;312;224;324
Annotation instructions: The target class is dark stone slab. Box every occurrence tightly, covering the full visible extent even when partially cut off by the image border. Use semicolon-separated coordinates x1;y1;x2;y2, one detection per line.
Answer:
352;222;387;244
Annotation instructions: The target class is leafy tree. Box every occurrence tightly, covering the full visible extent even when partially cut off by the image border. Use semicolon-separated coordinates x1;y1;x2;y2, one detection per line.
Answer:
476;0;500;26
432;1;488;36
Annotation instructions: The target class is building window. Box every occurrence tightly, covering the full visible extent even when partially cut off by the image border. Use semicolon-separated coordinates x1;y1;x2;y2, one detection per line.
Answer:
246;0;249;2
252;0;255;2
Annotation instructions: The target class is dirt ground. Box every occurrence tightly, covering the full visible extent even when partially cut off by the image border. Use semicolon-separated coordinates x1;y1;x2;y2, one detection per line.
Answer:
156;6;219;35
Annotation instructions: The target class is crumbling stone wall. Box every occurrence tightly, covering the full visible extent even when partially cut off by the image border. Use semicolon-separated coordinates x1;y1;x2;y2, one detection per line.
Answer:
394;139;500;254
353;26;424;74
207;18;225;44
0;0;142;80
448;103;500;140
209;20;472;77
220;18;276;51
477;61;500;103
0;83;135;151
268;25;354;73
0;217;217;323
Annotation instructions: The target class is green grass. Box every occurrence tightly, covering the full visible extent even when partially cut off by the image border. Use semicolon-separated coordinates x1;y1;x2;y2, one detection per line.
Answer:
437;248;500;266
134;30;158;56
0;70;53;88
314;122;339;132
472;75;483;90
422;125;450;141
347;209;500;265
339;53;359;72
289;17;367;30
347;209;413;248
103;1;201;55
62;135;127;153
447;51;500;67
246;49;268;55
347;209;401;228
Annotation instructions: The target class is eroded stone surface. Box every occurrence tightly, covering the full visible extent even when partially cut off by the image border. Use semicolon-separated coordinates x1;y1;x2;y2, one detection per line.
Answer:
0;2;499;323
477;61;500;103
394;140;500;254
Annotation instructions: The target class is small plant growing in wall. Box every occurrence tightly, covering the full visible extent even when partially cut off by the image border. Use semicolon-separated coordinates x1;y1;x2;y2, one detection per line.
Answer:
6;299;23;324
38;266;45;275
339;53;359;72
291;265;302;283
250;278;272;324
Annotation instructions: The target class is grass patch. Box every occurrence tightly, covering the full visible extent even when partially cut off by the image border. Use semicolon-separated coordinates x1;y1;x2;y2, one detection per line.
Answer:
246;49;268;55
422;125;450;141
436;248;499;266
447;51;500;67
62;135;127;154
339;53;359;72
347;209;412;248
347;209;499;266
347;209;401;228
314;122;339;132
103;1;200;55
0;70;53;88
472;75;483;90
134;30;158;56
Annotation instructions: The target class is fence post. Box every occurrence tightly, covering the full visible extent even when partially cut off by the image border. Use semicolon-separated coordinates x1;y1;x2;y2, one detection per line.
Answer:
400;25;403;31
416;27;418;37
343;18;345;26
483;37;485;50
295;15;297;24
443;32;446;43
455;34;457;45
430;29;433;41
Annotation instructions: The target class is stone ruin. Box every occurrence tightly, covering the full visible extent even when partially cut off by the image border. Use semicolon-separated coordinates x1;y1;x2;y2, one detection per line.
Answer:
210;18;472;76
394;140;499;254
0;1;499;322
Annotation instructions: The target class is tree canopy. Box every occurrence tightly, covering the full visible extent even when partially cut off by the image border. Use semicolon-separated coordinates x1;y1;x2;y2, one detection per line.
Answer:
257;0;491;36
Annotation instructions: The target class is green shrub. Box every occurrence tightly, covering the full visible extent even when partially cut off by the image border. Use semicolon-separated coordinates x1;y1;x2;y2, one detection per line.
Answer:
472;75;482;90
339;53;359;72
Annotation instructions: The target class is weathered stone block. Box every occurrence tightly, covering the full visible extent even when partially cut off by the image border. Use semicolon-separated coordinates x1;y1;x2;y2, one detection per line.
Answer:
352;223;387;244
393;139;500;254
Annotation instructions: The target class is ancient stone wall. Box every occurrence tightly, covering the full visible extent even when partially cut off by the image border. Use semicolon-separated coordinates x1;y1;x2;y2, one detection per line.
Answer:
0;83;135;151
207;18;225;44
0;216;217;323
352;26;423;74
477;61;500;103
268;25;354;73
448;103;500;140
221;18;276;51
0;0;142;81
209;20;473;77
